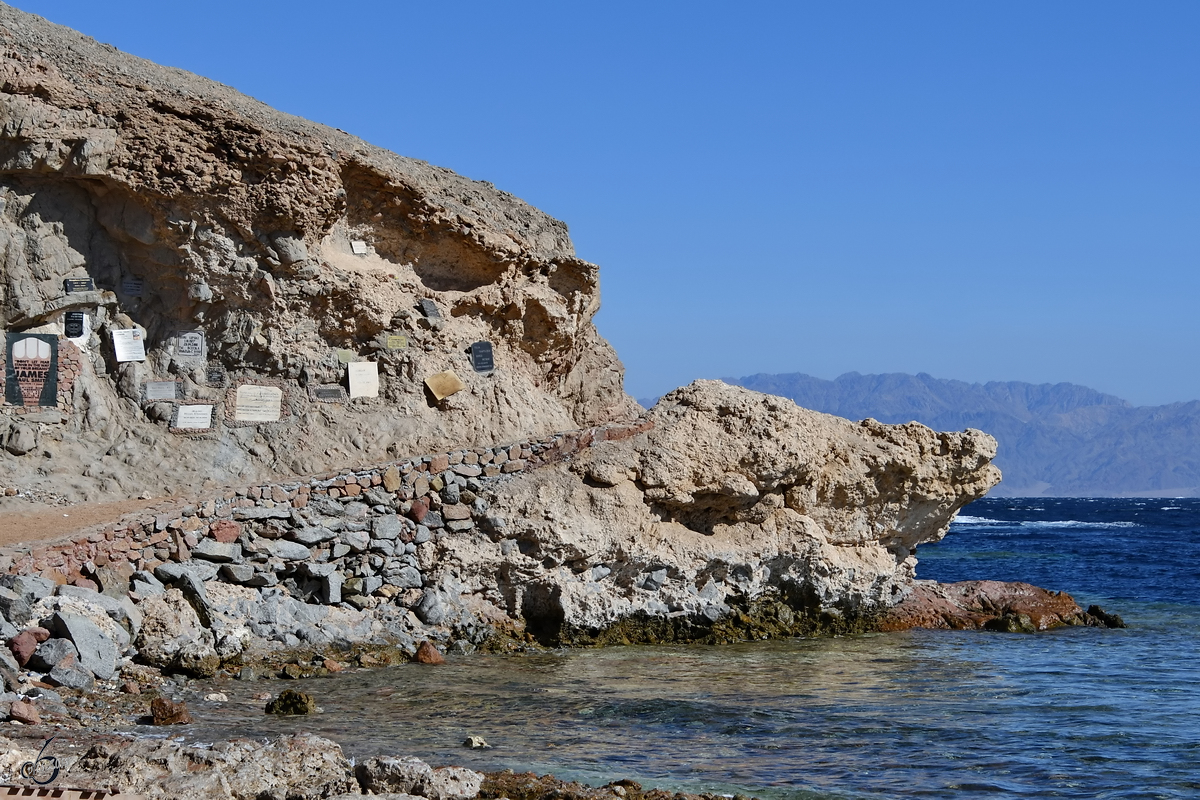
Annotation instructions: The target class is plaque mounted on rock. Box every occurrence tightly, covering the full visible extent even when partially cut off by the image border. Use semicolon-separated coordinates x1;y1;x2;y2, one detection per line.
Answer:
350;240;369;255
5;333;58;407
347;362;380;399
111;329;146;362
144;381;180;402
172;403;214;431
63;277;95;293
64;311;87;340
418;299;441;319
336;349;356;364
470;341;494;374
171;331;206;362
386;334;408;350
234;385;284;422
121;277;145;297
206;367;227;387
425;370;465;401
312;385;346;403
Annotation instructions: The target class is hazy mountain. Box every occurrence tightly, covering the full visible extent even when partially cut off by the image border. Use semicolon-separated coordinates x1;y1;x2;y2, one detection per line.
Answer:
644;372;1200;497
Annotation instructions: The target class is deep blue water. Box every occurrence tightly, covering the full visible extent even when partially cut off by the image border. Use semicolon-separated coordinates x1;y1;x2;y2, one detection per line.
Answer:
184;498;1200;800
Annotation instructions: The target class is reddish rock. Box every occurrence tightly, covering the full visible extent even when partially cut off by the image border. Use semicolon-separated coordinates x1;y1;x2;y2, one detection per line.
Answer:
323;659;344;673
412;640;445;665
430;454;450;473
210;520;242;544
9;700;39;725
150;697;192;725
8;632;37;667
292;495;309;509
442;504;472;521
878;581;1092;633
122;680;141;694
71;577;99;591
27;627;50;643
343;483;362;497
271;485;291;503
409;497;429;523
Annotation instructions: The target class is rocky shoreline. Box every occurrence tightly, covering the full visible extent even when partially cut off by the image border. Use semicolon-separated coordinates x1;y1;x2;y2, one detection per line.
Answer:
0;727;732;800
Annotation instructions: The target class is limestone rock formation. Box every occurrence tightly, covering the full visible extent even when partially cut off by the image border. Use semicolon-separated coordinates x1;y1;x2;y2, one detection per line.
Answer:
0;4;637;502
443;381;1002;639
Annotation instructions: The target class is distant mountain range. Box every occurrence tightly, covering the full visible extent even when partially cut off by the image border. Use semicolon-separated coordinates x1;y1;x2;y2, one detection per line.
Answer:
641;372;1200;497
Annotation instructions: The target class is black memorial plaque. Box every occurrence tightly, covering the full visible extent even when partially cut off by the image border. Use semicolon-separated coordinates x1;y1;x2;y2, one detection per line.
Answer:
63;277;95;293
64;312;86;339
418;299;441;319
313;386;346;402
470;341;495;373
121;277;145;297
206;367;227;387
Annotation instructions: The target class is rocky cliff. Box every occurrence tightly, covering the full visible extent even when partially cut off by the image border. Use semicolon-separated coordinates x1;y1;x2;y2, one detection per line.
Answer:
0;3;636;503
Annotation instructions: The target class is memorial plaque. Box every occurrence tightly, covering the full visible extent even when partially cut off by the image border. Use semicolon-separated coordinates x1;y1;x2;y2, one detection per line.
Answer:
313;386;346;402
5;333;58;407
175;404;214;430
111;329;146;362
418;299;441;319
347;362;380;399
234;385;284;422
470;341;495;373
425;370;465;401
63;277;95;293
64;311;86;339
386;334;408;350
144;381;179;402
121;277;145;297
206;367;227;387
336;349;356;364
350;240;369;255
173;330;206;361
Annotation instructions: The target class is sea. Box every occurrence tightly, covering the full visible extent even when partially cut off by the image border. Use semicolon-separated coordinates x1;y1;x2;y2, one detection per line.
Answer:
183;497;1200;799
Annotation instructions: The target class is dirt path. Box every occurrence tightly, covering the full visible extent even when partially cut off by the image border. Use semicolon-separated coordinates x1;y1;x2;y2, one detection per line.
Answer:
0;496;189;548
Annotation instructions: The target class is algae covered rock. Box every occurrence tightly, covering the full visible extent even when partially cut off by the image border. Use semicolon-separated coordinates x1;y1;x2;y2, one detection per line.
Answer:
266;689;317;715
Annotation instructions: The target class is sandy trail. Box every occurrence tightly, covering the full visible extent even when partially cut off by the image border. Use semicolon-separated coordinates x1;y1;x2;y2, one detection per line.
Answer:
0;496;189;548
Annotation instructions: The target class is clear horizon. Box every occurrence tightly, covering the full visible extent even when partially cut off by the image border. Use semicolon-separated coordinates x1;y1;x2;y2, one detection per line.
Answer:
13;0;1200;406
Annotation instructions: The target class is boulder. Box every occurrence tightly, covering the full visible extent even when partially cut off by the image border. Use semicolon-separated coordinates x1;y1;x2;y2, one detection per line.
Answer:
427;767;485;800
27;637;79;673
266;540;312;561
56;585;142;637
265;690;317;715
191;539;242;563
48;611;118;679
150;697;192;725
356;756;434;796
134;588;219;677
412;640;445;665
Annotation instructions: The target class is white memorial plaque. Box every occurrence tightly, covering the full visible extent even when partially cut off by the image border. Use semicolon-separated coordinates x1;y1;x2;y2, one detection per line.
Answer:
144;381;179;401
347;362;379;398
173;330;206;361
350;240;369;255
175;404;213;430
234;384;284;422
111;329;146;362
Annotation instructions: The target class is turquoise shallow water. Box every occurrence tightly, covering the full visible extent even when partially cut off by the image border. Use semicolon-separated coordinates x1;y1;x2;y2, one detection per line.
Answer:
177;498;1200;799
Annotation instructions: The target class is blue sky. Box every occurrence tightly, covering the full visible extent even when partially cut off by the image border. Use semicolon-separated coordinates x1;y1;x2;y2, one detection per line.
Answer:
15;1;1200;405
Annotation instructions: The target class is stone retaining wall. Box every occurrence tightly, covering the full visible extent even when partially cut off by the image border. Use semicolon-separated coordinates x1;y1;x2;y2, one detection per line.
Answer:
0;419;653;613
